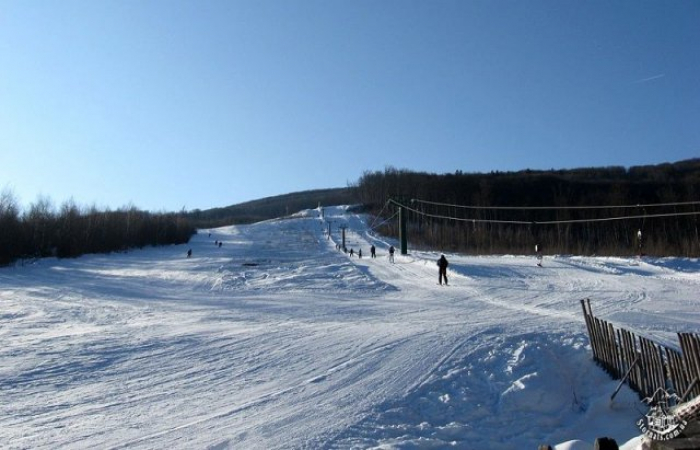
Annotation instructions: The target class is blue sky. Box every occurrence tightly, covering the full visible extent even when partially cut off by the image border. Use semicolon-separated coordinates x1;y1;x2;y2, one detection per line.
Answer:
1;0;698;212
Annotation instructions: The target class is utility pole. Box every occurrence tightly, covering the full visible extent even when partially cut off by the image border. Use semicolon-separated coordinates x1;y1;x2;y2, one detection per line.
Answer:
339;225;347;251
388;198;409;255
399;205;408;255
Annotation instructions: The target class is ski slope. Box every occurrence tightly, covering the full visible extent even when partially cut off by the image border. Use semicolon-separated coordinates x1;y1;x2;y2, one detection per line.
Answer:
2;206;699;449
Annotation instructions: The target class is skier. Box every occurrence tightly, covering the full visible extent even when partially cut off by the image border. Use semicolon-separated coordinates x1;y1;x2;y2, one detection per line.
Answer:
358;249;362;258
187;249;192;258
437;254;449;285
349;248;354;257
370;245;376;258
388;246;395;263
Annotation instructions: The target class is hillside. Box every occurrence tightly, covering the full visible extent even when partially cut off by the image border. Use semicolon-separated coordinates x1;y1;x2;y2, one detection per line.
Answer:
187;159;700;256
187;187;357;226
4;205;699;448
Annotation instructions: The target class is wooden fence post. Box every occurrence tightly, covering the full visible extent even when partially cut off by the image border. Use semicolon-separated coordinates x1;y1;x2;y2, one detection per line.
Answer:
581;300;700;401
667;348;688;399
679;333;700;399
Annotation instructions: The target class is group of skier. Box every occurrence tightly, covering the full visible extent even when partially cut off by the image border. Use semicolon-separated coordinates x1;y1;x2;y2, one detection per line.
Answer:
343;242;450;286
346;244;380;259
191;236;544;287
341;229;645;285
186;234;226;258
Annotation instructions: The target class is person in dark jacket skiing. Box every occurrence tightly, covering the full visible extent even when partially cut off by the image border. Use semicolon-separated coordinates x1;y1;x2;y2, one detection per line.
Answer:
437;254;449;285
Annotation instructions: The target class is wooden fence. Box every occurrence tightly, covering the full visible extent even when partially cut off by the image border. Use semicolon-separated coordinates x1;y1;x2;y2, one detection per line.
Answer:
581;298;700;402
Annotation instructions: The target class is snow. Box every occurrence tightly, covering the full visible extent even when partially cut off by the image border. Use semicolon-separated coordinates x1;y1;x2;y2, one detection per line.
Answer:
2;205;699;449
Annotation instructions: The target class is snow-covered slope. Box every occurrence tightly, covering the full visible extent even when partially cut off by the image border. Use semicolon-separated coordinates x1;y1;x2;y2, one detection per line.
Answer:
2;206;698;449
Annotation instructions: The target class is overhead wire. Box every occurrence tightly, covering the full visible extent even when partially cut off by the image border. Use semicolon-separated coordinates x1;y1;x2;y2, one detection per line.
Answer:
410;198;700;211
369;209;399;230
368;199;392;230
388;199;700;226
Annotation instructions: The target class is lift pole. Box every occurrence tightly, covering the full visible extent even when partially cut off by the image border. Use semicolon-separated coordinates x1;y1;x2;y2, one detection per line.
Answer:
399;205;407;255
339;225;347;251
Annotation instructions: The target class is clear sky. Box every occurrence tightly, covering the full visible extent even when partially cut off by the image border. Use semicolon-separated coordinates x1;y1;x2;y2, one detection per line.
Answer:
1;0;699;212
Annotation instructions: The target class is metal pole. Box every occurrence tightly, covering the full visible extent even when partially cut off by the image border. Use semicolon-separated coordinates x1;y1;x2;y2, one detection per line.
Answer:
400;206;408;255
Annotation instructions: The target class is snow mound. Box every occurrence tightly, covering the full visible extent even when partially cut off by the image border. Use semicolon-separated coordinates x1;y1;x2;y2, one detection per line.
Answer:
327;331;641;449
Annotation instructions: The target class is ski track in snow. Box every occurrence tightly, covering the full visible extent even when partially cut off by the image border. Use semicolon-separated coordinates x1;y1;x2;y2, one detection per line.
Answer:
2;206;699;449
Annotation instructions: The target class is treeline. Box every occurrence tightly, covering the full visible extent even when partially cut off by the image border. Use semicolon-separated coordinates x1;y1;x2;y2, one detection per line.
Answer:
353;159;700;257
0;191;196;266
188;187;357;228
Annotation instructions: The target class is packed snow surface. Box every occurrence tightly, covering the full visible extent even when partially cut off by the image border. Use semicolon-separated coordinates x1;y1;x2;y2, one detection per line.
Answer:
2;206;699;449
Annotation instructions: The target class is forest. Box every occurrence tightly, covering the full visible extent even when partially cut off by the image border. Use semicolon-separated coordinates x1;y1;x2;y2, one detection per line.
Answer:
353;159;700;257
4;159;700;266
0;192;196;266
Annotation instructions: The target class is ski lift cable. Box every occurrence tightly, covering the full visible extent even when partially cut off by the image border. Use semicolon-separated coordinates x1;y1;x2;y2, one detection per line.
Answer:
536;211;700;225
369;209;400;230
391;200;700;226
411;198;700;211
368;199;392;230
